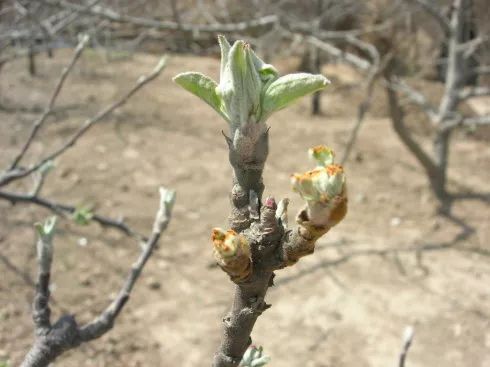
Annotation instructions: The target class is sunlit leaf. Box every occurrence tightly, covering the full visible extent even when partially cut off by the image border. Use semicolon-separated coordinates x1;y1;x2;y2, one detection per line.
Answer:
173;72;228;121
262;73;329;119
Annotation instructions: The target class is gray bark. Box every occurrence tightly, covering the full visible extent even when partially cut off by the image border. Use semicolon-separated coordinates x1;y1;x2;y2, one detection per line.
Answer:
213;120;341;366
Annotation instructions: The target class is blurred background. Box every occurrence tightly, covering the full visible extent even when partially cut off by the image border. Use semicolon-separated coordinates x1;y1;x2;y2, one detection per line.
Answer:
0;1;489;366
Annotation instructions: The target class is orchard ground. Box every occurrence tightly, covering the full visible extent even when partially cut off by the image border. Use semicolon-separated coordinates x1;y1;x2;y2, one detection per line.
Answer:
0;50;489;367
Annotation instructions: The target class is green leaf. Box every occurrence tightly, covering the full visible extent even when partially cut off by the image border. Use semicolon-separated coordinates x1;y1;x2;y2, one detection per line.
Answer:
251;356;271;367
173;72;228;122
249;48;278;83
72;207;93;226
159;187;176;212
217;35;231;81
35;216;57;239
261;73;329;120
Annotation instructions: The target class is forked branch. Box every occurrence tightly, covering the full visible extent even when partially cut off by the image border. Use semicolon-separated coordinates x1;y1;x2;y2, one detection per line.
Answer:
0;42;167;239
20;187;175;367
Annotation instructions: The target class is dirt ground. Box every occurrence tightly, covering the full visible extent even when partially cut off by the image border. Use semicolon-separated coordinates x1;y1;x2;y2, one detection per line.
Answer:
0;50;489;367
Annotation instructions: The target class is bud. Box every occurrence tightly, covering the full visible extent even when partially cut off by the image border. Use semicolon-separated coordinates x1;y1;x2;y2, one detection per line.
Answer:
173;36;329;128
291;147;347;228
35;216;57;274
240;345;271;367
309;145;334;166
223;40;264;125
212;228;251;281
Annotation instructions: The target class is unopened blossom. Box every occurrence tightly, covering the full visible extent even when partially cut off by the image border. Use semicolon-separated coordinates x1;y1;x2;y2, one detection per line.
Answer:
211;228;251;281
291;146;347;227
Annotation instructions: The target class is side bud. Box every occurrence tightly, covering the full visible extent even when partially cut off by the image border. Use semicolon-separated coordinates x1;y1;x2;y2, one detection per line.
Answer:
309;145;334;167
291;146;348;230
212;228;252;282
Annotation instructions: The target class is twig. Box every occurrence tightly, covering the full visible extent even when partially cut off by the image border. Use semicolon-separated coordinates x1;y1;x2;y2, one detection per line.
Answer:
45;0;279;33
385;78;439;123
398;326;415;367
403;0;450;34
8;34;90;171
0;189;145;240
384;72;438;178
441;114;490;130
0;56;167;187
458;86;490;101
340;70;378;165
471;65;490;76
78;187;175;341
20;187;175;367
305;34;371;71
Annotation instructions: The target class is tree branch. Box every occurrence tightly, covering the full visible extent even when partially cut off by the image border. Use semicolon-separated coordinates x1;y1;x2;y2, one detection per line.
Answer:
441;114;490;130
437;0;467;121
398;326;415;367
458;86;490;101
21;187;175;367
385;78;439;123
8;34;90;171
79;187;175;341
384;73;438;177
403;0;450;34
0;189;146;239
45;0;278;33
305;34;371;71
0;56;167;187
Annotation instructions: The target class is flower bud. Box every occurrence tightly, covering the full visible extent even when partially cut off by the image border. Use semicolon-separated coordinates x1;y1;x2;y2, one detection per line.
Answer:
212;228;251;282
309;145;334;166
291;147;347;228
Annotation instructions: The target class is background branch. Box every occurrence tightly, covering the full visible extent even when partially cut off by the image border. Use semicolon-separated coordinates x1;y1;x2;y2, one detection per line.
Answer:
0;56;167;187
8;34;90;171
21;187;175;367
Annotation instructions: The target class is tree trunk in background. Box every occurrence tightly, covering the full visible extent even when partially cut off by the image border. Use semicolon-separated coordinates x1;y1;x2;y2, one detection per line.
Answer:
430;129;451;202
28;45;36;76
311;46;322;115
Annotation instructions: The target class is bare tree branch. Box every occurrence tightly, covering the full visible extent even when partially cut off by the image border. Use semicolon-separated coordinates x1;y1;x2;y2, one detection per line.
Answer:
341;63;383;164
286;17;394;41
438;0;467;121
45;0;279;33
79;187;175;341
305;34;371;71
8;34;90;171
386;78;439;123
441;114;490;130
398;326;415;367
384;73;438;177
459;35;490;58
0;189;145;239
0;56;167;187
472;65;490;75
21;187;175;367
403;0;450;34
458;86;490;100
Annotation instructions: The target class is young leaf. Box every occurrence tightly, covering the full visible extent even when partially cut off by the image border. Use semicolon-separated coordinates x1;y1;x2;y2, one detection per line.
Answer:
173;72;228;121
72;206;93;226
261;73;329;120
249;48;278;83
217;35;231;81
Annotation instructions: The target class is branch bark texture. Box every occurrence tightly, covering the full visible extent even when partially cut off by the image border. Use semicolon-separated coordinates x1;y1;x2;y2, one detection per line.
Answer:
212;123;346;366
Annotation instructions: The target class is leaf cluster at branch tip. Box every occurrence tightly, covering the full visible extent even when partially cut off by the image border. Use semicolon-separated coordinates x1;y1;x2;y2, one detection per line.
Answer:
173;35;329;128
